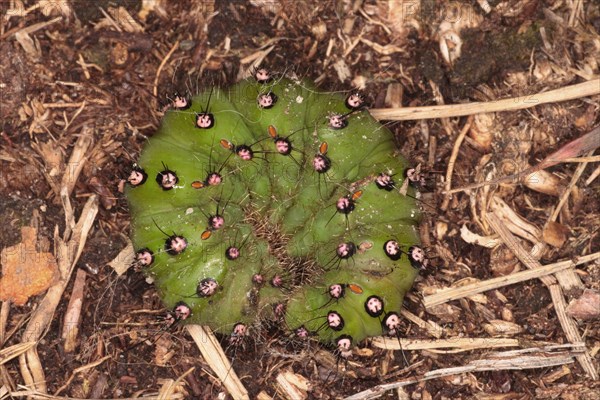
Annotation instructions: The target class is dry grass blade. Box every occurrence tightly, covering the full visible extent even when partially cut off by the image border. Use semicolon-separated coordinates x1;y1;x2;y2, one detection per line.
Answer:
153;40;180;97
344;344;585;400
8;16;63;38
440;116;472;211
422;251;600;308
61;269;86;353
157;367;194;400
275;370;310;399
8;387;185;400
0;342;36;366
446;126;600;194
369;79;600;121
239;45;275;80
19;194;98;394
186;325;249;400
0;301;9;344
53;356;112;396
60;127;93;198
371;337;529;352
545;181;589;292
549;149;595;222
399;309;443;338
485;212;598;379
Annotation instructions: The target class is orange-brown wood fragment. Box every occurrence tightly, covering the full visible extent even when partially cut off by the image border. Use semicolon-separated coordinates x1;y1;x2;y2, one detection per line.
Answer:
0;226;58;305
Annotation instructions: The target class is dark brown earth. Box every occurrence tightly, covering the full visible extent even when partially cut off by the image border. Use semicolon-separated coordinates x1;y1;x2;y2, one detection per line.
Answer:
1;1;599;399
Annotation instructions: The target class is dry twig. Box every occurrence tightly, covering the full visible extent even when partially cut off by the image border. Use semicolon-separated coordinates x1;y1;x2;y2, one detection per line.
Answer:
186;325;249;400
447;126;600;194
153;40;180;97
9;388;185;400
19;193;98;394
485;213;598;379
422;251;600;308
369;79;600;121
549;150;595;222
61;268;87;353
440;116;473;211
371;337;533;352
345;344;585;400
17;124;99;394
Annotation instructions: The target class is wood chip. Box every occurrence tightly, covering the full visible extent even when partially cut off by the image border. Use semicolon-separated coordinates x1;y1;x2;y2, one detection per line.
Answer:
333;58;351;82
542;365;572;384
186;325;249;400
384;83;403;109
542;221;570;248
14;31;40;60
566;289;600;320
62;268;87;353
61;127;93;197
107;240;135;276
482;320;523;337
524;168;564;196
157;367;193;400
0;227;58;306
109;6;144;32
276;370;309;400
460;225;500;248
359;38;405;55
256;392;274;400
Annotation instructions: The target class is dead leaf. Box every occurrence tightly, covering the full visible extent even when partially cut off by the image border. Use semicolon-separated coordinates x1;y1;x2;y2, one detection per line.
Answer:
543;221;570;248
0;226;58;305
566;289;600;320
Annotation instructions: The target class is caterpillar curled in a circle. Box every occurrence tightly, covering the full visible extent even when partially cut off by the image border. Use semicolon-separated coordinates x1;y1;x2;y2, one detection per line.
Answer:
125;72;423;355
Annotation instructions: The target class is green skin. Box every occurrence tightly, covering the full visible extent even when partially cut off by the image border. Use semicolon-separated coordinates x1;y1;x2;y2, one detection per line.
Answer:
126;75;421;351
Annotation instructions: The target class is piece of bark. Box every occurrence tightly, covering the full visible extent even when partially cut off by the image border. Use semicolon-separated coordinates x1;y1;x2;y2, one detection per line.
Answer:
566;289;600;320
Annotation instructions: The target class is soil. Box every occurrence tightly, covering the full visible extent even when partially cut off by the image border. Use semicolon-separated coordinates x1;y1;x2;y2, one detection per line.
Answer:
1;1;599;399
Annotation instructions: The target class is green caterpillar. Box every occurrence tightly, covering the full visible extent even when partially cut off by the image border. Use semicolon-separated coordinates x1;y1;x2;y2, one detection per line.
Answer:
125;70;424;356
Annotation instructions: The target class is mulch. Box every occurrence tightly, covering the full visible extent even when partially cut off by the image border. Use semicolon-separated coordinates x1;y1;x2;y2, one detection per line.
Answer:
1;1;599;399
